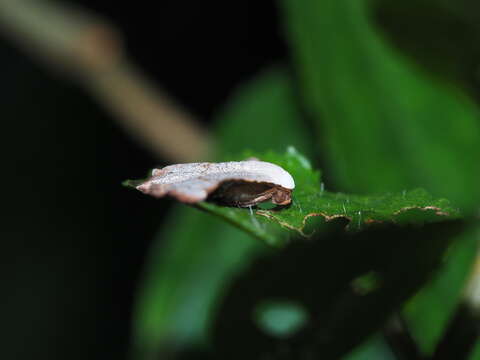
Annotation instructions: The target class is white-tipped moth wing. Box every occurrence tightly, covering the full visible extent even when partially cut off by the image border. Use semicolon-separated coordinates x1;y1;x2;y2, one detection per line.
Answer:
136;160;295;207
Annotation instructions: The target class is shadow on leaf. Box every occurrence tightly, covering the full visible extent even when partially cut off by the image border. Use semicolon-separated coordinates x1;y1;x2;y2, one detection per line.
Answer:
211;220;464;359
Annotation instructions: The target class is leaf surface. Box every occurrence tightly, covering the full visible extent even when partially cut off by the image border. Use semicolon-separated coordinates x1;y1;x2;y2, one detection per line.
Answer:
198;148;461;247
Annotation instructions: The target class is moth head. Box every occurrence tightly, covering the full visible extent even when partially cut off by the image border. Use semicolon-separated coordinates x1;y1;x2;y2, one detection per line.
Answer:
271;187;292;206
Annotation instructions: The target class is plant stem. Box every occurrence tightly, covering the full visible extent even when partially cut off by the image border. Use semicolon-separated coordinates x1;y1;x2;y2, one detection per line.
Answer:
432;243;480;360
0;0;212;162
383;314;423;360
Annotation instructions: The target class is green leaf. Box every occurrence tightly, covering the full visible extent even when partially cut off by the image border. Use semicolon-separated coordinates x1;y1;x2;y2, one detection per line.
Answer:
131;207;260;358
211;220;463;359
131;67;314;358
280;0;480;354
403;225;479;354
280;0;480;212
197;148;461;247
470;341;480;360
343;336;395;360
215;66;314;159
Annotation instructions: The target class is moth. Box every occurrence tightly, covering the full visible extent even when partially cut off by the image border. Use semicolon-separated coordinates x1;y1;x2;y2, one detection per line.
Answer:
136;160;295;207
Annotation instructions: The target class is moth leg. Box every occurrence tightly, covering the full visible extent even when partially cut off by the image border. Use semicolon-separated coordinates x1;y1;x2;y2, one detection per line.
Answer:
236;188;277;207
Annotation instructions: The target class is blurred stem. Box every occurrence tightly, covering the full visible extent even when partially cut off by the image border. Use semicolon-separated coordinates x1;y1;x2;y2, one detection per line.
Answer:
83;61;212;163
0;0;212;162
432;236;480;360
383;314;422;360
464;236;480;315
430;303;479;360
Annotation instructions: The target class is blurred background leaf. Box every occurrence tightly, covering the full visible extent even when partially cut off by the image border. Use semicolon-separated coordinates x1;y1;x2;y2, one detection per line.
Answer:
373;0;480;97
471;342;480;360
281;0;480;211
343;336;395;360
280;0;480;357
403;225;479;354
215;67;314;158
132;207;261;359
212;220;462;359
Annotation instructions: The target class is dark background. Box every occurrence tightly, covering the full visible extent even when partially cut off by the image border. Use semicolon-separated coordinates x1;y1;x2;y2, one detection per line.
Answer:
0;1;284;359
